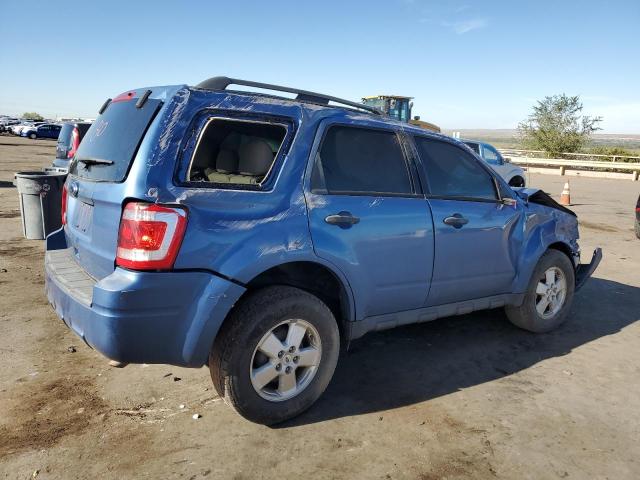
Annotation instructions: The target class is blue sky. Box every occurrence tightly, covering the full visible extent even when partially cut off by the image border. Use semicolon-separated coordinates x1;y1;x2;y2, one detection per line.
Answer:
1;0;638;132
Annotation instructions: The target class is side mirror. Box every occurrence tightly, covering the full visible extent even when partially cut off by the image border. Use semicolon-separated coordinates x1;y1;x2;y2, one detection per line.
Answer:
503;156;511;163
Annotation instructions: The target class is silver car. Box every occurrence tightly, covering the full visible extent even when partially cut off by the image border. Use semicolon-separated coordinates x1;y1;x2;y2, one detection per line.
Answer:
462;139;526;187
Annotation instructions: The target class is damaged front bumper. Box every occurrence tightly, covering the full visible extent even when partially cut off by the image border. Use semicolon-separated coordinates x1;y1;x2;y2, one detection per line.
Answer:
575;247;602;291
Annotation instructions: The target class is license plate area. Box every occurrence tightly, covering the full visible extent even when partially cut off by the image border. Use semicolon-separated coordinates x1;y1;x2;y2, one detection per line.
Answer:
74;201;93;233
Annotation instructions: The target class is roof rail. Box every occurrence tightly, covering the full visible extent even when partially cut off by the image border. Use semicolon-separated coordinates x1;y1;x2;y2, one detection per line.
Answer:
195;76;382;116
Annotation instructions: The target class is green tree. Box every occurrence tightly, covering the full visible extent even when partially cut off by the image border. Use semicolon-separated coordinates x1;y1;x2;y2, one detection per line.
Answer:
22;112;44;121
518;94;602;156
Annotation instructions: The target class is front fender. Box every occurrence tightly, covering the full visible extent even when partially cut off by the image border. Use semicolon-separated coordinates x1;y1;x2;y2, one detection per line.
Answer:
504;165;525;182
512;205;579;292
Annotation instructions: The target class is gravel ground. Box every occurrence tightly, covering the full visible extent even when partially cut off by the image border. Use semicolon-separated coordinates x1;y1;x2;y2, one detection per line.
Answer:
0;136;638;479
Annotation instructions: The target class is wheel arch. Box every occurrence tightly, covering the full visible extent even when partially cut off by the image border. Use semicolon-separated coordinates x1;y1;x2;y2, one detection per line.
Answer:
223;260;355;345
508;174;526;187
547;241;575;264
514;221;578;293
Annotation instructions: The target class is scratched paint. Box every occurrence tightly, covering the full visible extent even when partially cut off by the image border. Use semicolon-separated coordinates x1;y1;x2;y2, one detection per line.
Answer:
148;88;191;167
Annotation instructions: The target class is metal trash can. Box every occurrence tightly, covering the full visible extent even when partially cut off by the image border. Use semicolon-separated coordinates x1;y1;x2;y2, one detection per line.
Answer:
14;171;67;240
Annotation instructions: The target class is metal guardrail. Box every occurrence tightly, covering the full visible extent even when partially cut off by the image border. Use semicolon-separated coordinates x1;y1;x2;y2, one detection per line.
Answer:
498;150;640;181
500;148;640;163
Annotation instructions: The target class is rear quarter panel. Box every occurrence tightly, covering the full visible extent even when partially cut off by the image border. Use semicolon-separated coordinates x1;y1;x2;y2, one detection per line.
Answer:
150;90;344;286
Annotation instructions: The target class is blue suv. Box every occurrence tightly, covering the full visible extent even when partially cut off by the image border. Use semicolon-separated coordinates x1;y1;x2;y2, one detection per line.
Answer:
45;77;601;424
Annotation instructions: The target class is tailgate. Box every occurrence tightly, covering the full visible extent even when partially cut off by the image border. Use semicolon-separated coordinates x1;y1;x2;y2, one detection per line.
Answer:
64;92;163;279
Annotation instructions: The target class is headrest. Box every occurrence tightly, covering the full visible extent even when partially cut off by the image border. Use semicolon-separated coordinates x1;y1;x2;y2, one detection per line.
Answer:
220;132;242;150
216;149;238;173
238;139;274;176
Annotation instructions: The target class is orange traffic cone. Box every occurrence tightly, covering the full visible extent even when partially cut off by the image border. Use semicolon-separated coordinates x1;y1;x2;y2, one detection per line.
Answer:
560;182;571;206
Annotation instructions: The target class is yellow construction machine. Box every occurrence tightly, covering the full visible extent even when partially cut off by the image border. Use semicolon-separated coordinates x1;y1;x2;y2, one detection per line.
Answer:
362;95;440;132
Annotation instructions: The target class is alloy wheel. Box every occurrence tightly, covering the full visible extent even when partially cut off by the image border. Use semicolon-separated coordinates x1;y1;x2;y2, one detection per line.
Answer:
535;266;567;318
250;319;322;402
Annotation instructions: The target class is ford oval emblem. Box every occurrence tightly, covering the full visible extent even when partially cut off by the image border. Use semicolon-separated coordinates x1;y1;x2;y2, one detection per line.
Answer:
69;182;79;198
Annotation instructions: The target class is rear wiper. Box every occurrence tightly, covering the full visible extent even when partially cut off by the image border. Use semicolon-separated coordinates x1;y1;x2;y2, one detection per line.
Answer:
77;157;114;166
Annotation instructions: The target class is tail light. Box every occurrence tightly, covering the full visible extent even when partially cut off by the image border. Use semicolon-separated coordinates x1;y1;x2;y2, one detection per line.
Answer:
61;183;68;226
67;127;80;159
116;202;187;270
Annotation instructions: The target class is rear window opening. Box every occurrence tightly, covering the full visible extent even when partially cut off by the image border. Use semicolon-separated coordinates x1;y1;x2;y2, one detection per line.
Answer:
187;119;287;187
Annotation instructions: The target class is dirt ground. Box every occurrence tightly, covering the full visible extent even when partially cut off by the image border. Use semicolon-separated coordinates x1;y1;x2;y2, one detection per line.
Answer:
0;136;638;480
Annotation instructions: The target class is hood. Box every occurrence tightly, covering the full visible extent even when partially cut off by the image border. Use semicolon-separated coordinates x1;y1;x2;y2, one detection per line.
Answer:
512;187;576;217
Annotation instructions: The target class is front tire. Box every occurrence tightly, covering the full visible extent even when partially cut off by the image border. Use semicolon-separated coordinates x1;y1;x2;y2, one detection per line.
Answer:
29;133;37;139
209;286;340;425
505;249;575;333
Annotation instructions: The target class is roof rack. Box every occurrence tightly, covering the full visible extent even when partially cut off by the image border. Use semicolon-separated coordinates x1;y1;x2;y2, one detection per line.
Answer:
195;76;382;116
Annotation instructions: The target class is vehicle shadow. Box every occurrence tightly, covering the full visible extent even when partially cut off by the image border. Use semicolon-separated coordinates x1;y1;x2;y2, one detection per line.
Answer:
0;180;15;188
279;277;639;427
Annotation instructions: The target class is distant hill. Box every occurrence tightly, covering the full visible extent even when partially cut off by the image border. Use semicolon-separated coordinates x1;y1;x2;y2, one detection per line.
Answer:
443;129;640;153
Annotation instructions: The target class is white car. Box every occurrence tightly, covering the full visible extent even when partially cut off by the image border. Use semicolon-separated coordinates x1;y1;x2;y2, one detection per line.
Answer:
461;139;526;187
11;122;44;135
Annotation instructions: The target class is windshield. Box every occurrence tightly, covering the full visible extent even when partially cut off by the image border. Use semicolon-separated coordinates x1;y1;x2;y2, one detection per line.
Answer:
57;124;73;146
69;98;161;181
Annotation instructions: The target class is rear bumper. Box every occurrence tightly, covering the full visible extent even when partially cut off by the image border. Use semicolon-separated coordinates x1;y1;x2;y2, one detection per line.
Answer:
45;241;245;367
575;247;602;291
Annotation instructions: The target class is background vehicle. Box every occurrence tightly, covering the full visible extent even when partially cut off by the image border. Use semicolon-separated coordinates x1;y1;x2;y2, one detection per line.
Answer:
21;123;61;139
52;122;91;171
11;121;45;135
362;95;441;132
0;118;20;133
462;139;527;187
45;77;600;425
10;123;29;135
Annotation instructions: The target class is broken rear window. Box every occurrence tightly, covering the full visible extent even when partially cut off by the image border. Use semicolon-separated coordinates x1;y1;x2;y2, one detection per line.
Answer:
186;118;287;187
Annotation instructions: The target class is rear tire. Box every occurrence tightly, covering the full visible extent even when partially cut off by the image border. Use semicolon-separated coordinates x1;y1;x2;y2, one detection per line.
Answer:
209;285;340;425
505;249;575;333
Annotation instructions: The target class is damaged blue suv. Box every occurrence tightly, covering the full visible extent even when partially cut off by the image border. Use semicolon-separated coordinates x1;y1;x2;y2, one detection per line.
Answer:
45;77;601;424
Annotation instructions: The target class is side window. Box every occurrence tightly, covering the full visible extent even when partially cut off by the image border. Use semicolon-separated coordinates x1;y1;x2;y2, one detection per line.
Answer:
482;145;501;165
187;119;287;186
312;125;412;195
415;137;498;200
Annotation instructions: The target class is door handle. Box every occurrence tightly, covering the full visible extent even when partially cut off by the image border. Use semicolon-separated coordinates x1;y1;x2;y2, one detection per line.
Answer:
443;214;468;228
325;211;360;228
